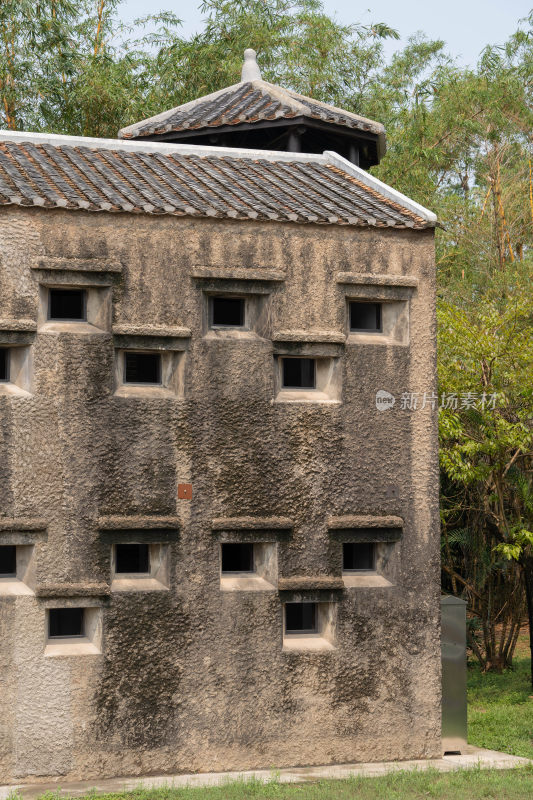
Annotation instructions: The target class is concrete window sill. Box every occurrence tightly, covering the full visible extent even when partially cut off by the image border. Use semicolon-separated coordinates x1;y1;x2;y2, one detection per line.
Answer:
342;574;393;588
0;383;31;398
111;577;169;593
220;574;276;592
38;321;107;335
0;578;34;596
283;634;335;652
274;391;341;404
45;638;101;657
113;385;177;400
346;333;408;347
204;329;262;342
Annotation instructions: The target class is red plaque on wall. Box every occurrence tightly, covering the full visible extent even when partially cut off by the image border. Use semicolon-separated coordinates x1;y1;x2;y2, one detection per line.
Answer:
178;483;192;500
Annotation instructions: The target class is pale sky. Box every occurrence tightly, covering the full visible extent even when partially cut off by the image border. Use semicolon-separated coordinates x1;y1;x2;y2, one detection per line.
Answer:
119;1;531;66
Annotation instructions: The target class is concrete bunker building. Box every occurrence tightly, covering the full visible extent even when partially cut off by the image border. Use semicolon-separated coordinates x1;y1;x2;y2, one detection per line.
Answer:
0;51;440;783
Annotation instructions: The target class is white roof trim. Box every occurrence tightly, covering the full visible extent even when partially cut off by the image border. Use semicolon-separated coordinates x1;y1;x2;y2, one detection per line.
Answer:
0;128;325;163
323;151;437;224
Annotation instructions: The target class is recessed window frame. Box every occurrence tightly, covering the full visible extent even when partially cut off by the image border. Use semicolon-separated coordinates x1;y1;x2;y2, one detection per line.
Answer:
0;541;36;596
210;295;246;329
114;342;186;398
110;539;170;592
344;292;411;347
274;353;341;404
115;542;151;575
0;343;33;397
282;600;336;650
281;357;316;390
349;301;383;333
221;542;255;574
48;607;86;640
0;544;17;577
47;288;87;322
330;526;402;588
123;350;163;386
44;603;103;656
284;602;318;634
0;348;9;383
38;280;112;334
218;538;277;592
342;542;376;573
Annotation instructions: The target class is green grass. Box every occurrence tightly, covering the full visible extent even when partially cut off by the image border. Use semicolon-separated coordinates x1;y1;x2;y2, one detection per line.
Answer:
468;632;533;758
23;768;533;800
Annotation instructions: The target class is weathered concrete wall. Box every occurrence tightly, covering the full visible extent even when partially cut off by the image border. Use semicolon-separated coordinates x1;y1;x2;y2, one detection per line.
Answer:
0;206;440;782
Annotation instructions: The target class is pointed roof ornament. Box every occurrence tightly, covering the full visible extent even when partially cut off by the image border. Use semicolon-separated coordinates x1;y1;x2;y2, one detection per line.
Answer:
241;49;262;82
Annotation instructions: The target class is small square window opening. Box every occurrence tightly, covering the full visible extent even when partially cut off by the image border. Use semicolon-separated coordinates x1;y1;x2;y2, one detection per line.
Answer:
49;608;85;638
48;288;87;321
285;602;318;633
221;543;254;573
0;545;16;577
350;302;382;332
124;352;162;384
115;543;150;574
343;542;375;571
211;297;245;328
0;349;9;382
282;358;316;389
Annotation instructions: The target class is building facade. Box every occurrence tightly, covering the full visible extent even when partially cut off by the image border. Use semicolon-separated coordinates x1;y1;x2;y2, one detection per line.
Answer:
0;53;440;784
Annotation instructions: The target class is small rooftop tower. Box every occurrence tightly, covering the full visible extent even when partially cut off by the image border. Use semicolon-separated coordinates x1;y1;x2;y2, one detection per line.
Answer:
119;50;385;168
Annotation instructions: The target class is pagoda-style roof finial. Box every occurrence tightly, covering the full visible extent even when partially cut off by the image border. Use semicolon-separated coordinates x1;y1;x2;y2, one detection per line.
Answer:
241;48;262;82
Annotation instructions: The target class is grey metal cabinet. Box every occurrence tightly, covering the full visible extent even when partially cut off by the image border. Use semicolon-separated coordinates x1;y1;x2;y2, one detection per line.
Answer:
441;595;467;753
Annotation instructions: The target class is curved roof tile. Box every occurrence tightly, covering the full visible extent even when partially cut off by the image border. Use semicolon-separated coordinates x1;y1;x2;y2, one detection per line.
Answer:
118;80;385;143
0;133;434;229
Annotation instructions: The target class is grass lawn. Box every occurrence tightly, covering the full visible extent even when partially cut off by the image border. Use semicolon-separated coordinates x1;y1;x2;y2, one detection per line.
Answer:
18;632;532;800
30;769;533;800
468;629;533;759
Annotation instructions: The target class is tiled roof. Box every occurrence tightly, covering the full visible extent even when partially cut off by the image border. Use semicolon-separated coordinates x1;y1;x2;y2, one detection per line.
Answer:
118;80;385;142
0;132;435;229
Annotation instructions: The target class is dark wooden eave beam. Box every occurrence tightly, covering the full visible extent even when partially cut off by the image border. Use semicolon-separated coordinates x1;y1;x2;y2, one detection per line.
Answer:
136;116;381;148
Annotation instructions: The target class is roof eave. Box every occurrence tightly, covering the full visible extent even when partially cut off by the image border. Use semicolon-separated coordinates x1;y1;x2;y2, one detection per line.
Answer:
323;150;436;225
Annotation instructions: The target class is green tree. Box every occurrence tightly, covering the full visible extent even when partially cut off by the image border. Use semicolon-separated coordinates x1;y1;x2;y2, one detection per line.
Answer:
0;0;78;129
142;0;398;114
438;264;533;671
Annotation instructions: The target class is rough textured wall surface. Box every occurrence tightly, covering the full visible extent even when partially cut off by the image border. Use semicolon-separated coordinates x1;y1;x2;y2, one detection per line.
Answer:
0;206;440;783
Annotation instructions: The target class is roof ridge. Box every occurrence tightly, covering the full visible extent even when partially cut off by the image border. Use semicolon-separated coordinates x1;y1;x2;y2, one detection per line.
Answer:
282;85;384;131
0;129;328;163
118;81;250;138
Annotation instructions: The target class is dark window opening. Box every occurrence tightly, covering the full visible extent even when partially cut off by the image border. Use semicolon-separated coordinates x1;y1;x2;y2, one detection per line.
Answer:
48;288;86;321
0;349;8;382
0;545;16;577
221;543;254;573
285;602;318;633
115;543;150;574
49;608;85;638
211;296;245;327
350;302;382;332
124;352;162;384
282;358;316;389
343;542;375;571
